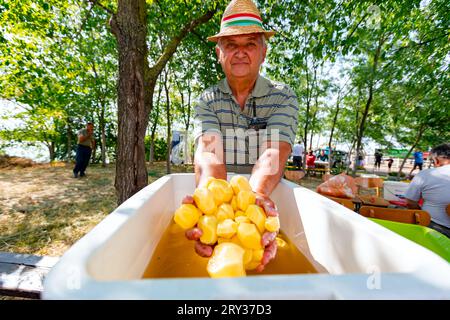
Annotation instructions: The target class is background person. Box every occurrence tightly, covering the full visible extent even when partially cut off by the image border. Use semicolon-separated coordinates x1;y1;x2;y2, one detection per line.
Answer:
73;122;95;178
317;150;328;162
305;149;316;169
405;143;450;238
374;150;382;170
409;149;424;176
292;140;304;170
387;157;394;172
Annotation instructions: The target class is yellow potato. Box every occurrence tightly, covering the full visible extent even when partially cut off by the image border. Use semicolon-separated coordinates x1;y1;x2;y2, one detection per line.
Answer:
198;215;218;245
252;249;264;262
193;187;217;215
237;222;262;250
265;216;280;233
217;237;232;244
230;175;252;195
173;204;201;230
245;204;266;234
205;176;216;188
234;215;251;225
216;219;238;239
207;178;234;206
216;203;235;221
207;243;246;278
243;248;253;266
237;190;256;212
230;196;238;211
234;210;246;217
244;261;260;271
276;237;288;250
245;247;263;269
230;235;243;247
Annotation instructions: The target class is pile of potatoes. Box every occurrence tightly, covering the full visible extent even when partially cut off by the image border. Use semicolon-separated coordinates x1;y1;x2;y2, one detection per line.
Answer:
173;175;283;278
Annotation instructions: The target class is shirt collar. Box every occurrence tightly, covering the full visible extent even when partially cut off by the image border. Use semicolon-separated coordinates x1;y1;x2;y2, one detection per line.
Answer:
218;75;271;98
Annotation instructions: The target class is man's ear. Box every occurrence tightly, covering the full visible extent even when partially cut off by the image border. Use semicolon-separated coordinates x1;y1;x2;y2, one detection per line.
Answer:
215;46;221;62
261;45;267;63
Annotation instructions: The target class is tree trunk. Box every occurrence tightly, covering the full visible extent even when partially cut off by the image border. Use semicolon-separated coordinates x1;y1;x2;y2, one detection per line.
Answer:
309;106;318;150
91;61;108;167
164;69;172;174
111;0;151;205
100;106;107;167
397;124;426;179
353;38;383;176
47;142;55;162
67;121;72;163
328;93;340;169
149;78;163;164
346;138;357;175
303;63;317;165
108;2;217;204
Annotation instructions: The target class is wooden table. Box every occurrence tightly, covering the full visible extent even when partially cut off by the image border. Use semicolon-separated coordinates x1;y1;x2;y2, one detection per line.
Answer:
0;252;59;299
357;195;390;207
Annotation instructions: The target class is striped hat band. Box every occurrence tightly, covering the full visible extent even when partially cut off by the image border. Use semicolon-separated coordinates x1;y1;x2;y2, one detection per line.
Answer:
221;13;263;28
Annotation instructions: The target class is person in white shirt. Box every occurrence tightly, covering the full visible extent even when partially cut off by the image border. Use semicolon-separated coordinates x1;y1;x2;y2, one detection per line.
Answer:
405;143;450;238
291;140;304;170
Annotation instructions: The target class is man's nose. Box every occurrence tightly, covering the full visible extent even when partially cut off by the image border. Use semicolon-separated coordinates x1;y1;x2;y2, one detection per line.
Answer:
235;46;247;57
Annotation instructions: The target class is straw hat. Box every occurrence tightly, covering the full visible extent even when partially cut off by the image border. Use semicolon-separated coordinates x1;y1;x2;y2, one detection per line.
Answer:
207;0;276;42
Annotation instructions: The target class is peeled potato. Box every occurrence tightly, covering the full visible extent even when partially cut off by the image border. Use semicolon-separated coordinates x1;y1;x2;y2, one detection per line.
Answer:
216;218;238;239
234;215;251;225
245;204;266;234
216;203;235;221
237;190;256;212
193;187;217;215
207;243;246;278
173;204;201;230
276;237;288;250
207;178;234;206
237;222;262;250
230;175;252;195
198;215;218;245
265;216;280;233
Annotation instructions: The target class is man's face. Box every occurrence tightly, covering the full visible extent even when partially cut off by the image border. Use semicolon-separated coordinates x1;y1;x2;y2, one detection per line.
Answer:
87;124;94;133
216;34;267;81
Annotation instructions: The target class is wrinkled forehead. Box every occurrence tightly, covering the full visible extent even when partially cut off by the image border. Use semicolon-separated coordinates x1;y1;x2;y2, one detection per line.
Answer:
220;33;263;44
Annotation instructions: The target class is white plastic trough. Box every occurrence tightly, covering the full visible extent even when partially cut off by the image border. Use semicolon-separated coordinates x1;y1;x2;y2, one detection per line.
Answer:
43;173;450;299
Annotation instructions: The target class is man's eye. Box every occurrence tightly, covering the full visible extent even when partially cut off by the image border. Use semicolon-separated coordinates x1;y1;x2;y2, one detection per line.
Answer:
227;44;236;49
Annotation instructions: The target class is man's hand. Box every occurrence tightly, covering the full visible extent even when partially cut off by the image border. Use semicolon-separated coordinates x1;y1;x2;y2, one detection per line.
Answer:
250;140;291;200
254;192;279;272
255;193;278;217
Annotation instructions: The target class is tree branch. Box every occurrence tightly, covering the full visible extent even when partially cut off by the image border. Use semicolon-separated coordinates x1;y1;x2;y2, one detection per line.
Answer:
87;0;116;16
149;6;218;79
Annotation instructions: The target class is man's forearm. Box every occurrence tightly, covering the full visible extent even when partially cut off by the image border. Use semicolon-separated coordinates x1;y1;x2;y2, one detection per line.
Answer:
406;199;421;209
194;133;227;187
249;141;291;197
195;152;227;187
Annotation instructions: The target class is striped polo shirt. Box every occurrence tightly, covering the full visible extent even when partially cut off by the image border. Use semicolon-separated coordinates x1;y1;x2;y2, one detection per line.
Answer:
193;75;298;169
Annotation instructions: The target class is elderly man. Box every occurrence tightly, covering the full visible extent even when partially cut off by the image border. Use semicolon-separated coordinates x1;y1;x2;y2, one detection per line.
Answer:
193;0;298;206
405;143;450;238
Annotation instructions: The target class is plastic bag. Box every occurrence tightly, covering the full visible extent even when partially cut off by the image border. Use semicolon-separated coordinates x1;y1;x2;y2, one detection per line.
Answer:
316;173;357;199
